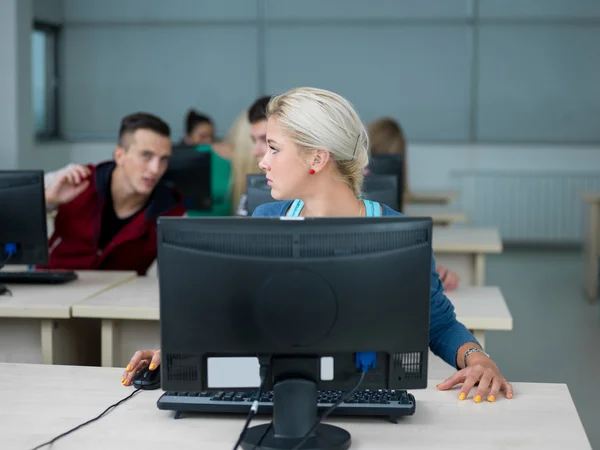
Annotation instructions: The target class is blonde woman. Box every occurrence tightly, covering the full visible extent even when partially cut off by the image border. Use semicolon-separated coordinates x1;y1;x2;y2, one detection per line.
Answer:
123;88;512;405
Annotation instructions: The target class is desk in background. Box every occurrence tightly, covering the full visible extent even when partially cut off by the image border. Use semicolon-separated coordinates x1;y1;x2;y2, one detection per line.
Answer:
0;270;136;365
403;204;467;227
446;286;512;349
72;278;511;368
2;363;591;450
432;227;503;286
406;190;458;205
582;192;600;303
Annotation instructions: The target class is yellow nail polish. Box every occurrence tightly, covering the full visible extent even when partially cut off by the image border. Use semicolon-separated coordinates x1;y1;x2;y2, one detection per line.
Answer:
126;365;131;371
508;393;513;399
149;364;156;370
488;395;495;403
121;377;125;383
459;393;466;401
474;395;481;403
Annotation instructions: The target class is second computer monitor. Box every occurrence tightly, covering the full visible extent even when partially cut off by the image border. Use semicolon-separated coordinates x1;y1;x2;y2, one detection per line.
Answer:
0;171;48;265
162;147;211;211
367;153;404;212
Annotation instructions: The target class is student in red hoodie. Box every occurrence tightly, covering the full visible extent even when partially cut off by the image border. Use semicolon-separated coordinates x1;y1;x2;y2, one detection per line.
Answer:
42;112;185;275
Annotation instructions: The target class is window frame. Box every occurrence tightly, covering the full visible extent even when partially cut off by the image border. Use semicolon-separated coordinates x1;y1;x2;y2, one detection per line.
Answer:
33;21;61;140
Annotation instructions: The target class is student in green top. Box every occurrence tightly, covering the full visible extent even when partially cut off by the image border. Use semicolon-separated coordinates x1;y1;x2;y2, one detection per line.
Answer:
175;110;235;216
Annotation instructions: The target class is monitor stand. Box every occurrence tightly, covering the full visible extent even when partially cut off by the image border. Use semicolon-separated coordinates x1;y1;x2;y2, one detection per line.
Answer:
241;357;351;450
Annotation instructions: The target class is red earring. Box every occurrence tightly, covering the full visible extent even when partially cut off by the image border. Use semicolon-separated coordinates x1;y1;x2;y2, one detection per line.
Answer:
309;169;316;175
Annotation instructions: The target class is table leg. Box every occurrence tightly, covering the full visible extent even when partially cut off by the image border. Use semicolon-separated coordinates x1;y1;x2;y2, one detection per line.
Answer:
101;319;120;368
473;254;485;287
472;330;486;350
41;319;100;365
583;202;599;303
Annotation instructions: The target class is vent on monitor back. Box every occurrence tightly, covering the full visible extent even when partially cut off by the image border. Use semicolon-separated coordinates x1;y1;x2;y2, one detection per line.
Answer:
298;228;429;258
393;351;424;381
165;353;200;382
162;231;294;257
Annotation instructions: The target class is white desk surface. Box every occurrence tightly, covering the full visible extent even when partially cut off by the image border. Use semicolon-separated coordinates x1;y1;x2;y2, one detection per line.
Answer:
0;270;137;319
403;204;467;223
407;190;458;204
446;286;513;331
2;363;590;450
72;275;160;320
431;227;503;253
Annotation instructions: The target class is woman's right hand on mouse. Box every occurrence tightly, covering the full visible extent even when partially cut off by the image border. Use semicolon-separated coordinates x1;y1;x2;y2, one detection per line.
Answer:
122;349;161;386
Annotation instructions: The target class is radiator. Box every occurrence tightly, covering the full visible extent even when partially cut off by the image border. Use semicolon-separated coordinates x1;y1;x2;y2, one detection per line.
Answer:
451;171;600;244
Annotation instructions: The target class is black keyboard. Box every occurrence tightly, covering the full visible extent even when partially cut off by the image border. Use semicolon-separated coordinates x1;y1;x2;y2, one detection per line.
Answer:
0;270;78;284
158;389;416;418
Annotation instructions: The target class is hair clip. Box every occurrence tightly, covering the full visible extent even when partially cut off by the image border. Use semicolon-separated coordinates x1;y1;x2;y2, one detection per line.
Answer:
353;133;360;158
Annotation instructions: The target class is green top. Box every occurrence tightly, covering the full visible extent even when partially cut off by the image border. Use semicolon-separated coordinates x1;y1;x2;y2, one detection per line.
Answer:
186;144;232;217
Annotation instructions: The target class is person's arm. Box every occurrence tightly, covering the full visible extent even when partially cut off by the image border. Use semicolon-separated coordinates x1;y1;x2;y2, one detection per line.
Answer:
44;164;75;212
427;267;479;368
429;258;514;401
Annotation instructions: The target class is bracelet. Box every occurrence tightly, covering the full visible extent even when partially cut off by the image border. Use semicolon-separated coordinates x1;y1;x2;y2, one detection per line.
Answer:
463;347;490;368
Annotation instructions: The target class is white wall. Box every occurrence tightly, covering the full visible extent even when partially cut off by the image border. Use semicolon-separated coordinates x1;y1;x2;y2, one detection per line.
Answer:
34;0;63;24
0;0;33;170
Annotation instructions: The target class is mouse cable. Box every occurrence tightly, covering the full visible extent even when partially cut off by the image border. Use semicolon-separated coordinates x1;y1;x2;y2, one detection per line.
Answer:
30;388;142;450
233;357;270;450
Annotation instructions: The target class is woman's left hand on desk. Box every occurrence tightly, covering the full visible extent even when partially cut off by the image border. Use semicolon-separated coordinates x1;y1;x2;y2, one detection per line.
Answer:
436;356;514;403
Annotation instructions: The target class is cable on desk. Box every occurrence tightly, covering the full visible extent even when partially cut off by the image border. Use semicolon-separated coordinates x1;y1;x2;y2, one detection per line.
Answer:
233;358;270;450
30;388;142;450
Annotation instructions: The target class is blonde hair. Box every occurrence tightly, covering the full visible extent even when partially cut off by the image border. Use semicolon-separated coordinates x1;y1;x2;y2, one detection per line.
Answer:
267;87;370;197
225;110;258;213
367;117;408;194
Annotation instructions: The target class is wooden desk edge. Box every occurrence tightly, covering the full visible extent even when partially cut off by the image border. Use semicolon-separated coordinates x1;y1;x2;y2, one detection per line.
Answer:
0;306;71;319
71;305;159;321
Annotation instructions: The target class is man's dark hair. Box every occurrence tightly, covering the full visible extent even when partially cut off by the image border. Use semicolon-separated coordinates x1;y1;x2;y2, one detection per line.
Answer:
118;112;170;148
248;96;272;124
185;109;214;135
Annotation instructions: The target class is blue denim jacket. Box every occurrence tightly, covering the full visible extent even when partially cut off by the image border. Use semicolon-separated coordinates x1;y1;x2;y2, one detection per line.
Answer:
253;200;479;368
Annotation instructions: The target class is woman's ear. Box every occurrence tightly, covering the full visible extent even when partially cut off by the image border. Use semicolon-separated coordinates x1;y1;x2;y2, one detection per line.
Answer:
310;149;331;174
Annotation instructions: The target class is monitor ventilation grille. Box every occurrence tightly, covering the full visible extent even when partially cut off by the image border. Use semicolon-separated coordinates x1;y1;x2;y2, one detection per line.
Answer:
164;232;294;257
298;229;429;257
163;228;428;258
393;351;424;381
166;353;200;382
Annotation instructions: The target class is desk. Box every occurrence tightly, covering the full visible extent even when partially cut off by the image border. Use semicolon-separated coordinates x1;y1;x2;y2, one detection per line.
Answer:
2;363;591;450
582;192;600;303
406;190;458;205
0;270;136;365
446;286;512;349
432;227;503;286
73;279;511;369
403;204;467;227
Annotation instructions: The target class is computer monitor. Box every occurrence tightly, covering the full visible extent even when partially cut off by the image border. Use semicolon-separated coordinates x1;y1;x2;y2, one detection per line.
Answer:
0;171;48;266
246;174;277;216
362;174;399;210
162;146;211;211
157;215;432;449
367;154;404;212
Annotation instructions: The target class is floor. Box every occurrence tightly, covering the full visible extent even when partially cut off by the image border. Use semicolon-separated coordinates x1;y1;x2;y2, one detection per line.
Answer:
484;248;600;449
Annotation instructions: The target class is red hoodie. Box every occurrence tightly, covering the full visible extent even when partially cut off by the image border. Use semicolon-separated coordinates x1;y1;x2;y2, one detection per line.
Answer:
41;161;185;275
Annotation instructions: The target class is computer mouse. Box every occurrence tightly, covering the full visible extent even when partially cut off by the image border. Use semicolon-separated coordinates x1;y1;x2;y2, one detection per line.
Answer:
132;365;161;390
